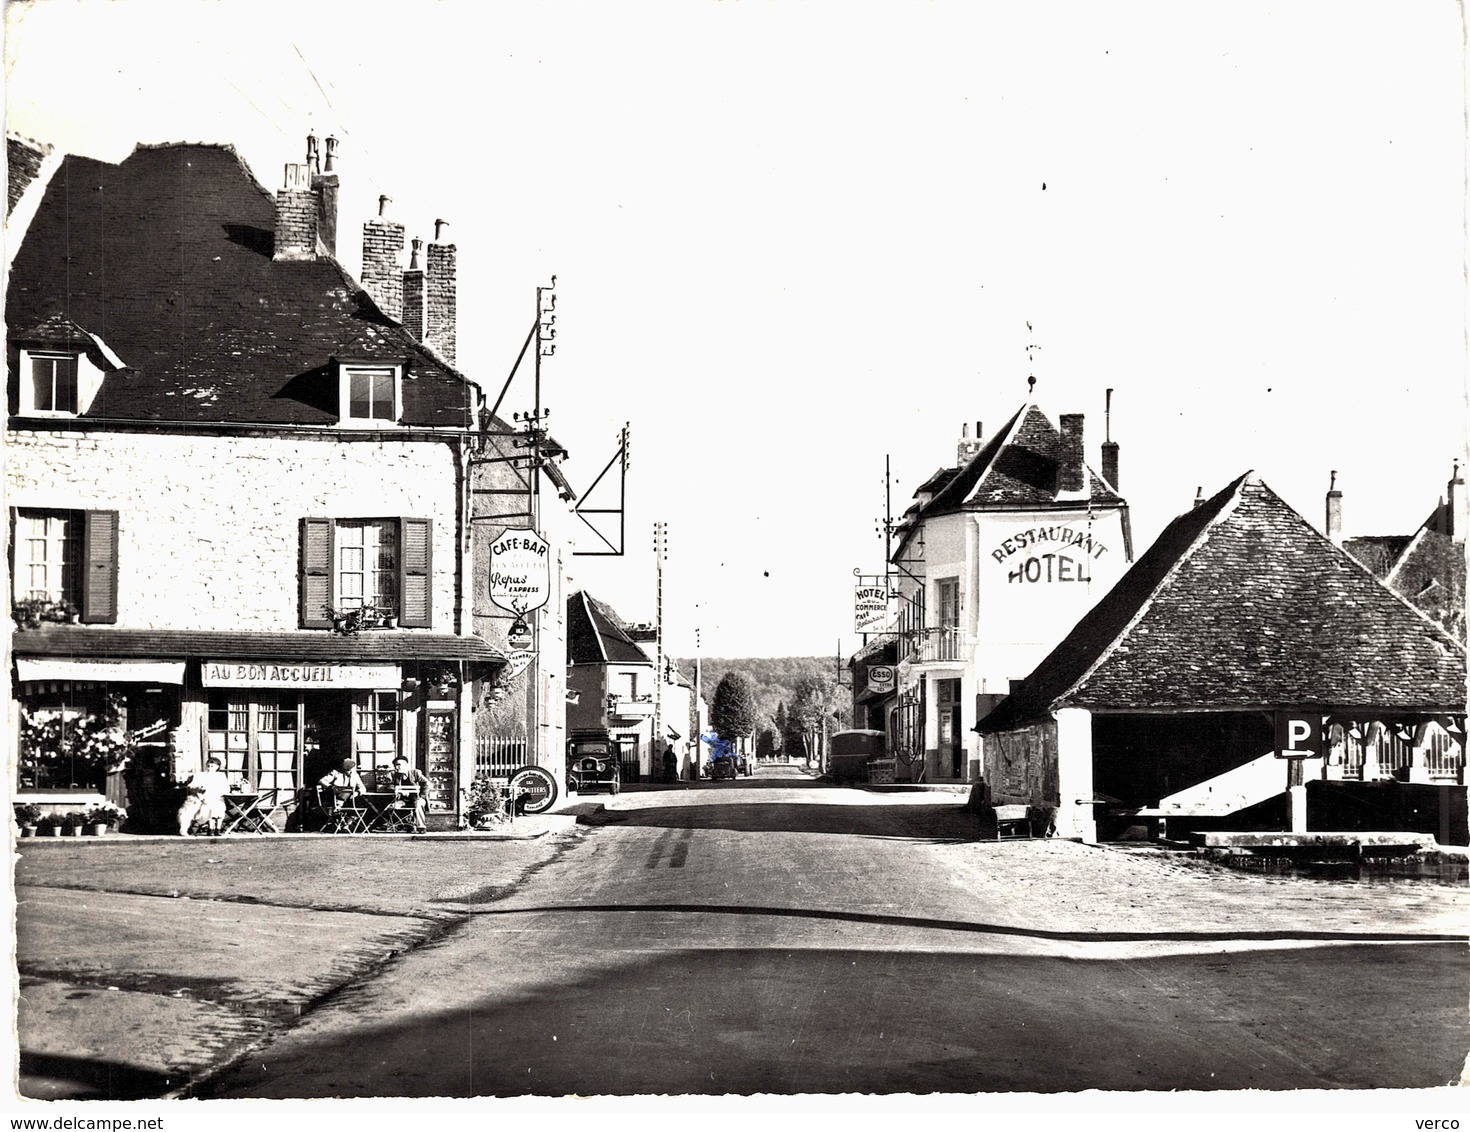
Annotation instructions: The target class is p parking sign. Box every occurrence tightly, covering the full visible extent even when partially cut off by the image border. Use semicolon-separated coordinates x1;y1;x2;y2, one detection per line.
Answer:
1274;713;1324;759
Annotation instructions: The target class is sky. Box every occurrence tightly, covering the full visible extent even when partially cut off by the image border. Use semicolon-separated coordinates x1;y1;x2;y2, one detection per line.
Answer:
5;0;1466;663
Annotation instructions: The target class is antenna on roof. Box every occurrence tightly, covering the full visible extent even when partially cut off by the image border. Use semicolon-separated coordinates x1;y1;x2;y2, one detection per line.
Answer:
1025;321;1040;395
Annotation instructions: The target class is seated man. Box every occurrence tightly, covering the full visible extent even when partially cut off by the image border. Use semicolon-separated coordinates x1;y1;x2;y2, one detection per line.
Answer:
318;757;367;809
178;755;230;836
385;755;430;832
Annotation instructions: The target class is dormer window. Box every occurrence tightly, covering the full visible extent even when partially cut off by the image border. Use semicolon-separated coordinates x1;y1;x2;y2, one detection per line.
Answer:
338;362;401;427
23;351;79;415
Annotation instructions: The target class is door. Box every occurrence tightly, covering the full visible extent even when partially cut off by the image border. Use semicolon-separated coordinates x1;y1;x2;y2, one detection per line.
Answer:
205;692;302;795
937;678;963;779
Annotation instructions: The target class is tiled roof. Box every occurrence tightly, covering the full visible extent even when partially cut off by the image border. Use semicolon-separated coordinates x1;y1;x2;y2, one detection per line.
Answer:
11;627;504;662
1342;535;1415;579
979;472;1466;731
927;403;1125;514
6;143;473;427
567;591;651;666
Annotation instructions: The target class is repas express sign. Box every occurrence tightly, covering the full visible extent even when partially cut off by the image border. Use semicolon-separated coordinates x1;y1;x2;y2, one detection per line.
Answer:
490;528;551;614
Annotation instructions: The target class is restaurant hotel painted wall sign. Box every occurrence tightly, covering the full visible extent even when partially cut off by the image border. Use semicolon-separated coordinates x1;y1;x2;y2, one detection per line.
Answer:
490;528;551;614
989;522;1112;585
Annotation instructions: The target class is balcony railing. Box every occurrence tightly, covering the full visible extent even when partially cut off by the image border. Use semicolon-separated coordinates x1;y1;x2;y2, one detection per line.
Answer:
607;693;656;718
908;625;964;664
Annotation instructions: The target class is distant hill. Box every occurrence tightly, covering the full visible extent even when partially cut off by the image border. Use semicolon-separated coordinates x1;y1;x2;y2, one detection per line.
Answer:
673;656;851;735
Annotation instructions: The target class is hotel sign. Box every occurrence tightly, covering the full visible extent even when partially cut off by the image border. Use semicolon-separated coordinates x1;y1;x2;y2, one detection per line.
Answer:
202;661;401;688
855;585;891;633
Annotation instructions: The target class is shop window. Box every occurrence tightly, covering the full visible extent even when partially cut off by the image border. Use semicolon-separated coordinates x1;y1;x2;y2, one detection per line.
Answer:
300;517;431;628
11;509;119;623
206;692;302;793
353;690;400;775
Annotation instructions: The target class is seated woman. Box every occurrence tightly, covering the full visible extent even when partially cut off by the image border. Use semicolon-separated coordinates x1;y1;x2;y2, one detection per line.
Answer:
178;756;230;836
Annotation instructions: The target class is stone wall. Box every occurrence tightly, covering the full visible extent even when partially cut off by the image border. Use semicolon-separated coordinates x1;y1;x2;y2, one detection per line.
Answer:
7;428;461;632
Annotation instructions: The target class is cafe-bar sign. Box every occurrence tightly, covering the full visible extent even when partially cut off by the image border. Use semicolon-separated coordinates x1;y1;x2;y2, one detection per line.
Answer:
490;528;551;615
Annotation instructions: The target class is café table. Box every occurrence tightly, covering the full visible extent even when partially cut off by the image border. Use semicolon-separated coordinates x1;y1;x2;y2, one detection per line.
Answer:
221;788;281;835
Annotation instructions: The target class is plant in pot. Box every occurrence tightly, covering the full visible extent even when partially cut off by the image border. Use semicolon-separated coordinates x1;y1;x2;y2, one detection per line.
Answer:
11;597;79;630
59;811;88;837
86;803;126;836
460;773;508;831
36;812;61;837
13;804;42;838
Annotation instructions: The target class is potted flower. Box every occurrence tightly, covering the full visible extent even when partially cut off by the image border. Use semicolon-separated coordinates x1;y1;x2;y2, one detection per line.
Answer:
86;803;125;836
36;812;61;837
460;773;508;830
59;811;88;837
14;804;42;838
11;597;79;629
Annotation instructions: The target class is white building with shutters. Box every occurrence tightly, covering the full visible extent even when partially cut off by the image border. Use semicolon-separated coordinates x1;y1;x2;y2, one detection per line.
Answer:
4;134;572;829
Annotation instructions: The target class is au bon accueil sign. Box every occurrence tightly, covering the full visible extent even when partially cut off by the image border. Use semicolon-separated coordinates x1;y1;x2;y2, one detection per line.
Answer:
490;528;551;614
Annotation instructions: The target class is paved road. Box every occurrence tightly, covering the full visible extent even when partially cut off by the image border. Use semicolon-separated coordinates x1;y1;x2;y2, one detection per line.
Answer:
201;767;1468;1098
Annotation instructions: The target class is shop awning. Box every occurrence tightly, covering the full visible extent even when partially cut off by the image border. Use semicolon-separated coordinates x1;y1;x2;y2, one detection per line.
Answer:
16;657;186;684
11;627;506;664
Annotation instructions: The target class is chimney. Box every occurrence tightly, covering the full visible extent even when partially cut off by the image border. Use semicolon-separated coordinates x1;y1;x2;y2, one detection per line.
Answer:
402;237;427;342
1100;388;1120;490
273;160;317;261
305;133;320;176
1193;486;1205;509
1325;470;1343;544
1448;461;1466;538
311;136;339;258
957;421;984;465
425;218;457;366
362;195;405;322
1058;414;1085;494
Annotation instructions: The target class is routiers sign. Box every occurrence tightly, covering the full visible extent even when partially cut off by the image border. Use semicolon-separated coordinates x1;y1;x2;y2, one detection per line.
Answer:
504;649;536;680
490;528;551;614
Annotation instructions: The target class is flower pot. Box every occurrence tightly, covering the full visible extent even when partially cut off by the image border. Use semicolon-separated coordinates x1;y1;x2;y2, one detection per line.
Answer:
88;823;108;837
41;826;61;838
62;826;81;837
19;825;36;838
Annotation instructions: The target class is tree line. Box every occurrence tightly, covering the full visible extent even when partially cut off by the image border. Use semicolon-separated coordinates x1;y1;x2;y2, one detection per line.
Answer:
676;657;852;763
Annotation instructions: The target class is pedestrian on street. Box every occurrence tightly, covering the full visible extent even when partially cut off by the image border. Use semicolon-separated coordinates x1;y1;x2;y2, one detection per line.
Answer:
662;744;678;784
177;755;230;836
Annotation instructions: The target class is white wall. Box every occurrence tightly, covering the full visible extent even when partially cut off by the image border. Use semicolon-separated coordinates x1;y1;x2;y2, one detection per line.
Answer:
8;429;461;632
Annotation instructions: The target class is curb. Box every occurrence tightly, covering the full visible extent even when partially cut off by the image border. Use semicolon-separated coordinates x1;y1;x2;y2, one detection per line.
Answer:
15;815;580;845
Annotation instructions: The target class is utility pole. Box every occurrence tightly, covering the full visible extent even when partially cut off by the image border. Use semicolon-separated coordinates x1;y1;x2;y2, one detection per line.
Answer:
653;521;667;776
513;277;556;761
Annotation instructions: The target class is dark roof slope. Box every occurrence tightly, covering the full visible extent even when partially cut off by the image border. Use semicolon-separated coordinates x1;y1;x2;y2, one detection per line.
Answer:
567;591;652;666
7;143;471;427
7;135;50;216
980;473;1466;731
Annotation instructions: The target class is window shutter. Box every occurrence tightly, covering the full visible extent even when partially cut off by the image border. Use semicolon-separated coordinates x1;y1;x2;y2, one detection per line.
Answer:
399;517;432;628
80;510;119;623
301;517;334;628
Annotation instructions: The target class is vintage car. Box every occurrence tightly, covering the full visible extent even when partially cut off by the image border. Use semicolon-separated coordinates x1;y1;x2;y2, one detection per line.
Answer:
709;754;739;781
566;739;621;795
829;729;887;786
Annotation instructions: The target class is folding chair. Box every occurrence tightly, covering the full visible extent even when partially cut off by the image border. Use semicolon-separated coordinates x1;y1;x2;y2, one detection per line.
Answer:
317;785;370;834
373;789;421;833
